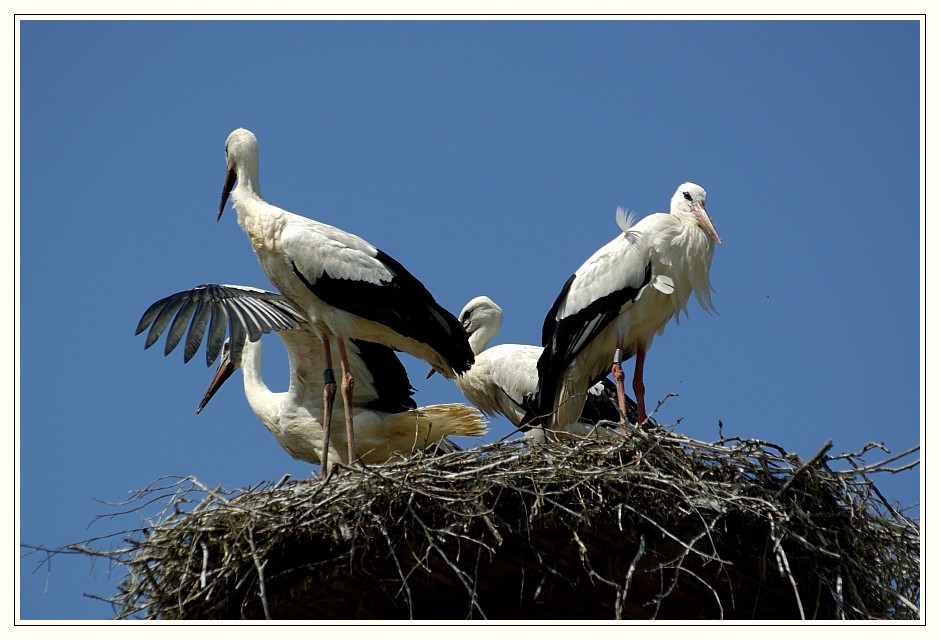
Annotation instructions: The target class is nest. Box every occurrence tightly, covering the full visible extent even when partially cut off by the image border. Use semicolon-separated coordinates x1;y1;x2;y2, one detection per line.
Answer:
57;425;919;620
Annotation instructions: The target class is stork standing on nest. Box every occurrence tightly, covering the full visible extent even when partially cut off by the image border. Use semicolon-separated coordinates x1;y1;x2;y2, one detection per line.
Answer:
217;128;475;474
443;295;650;441
137;285;485;474
532;183;720;433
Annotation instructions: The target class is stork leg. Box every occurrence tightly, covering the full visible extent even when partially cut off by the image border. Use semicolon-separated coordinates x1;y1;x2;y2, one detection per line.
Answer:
632;344;647;428
611;342;629;434
320;336;337;479
335;337;358;465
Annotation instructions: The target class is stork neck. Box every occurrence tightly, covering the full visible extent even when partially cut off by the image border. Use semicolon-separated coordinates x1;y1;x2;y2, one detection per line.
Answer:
239;339;278;427
677;213;716;254
464;304;504;357
235;169;261;200
468;320;499;356
664;217;717;316
231;177;287;254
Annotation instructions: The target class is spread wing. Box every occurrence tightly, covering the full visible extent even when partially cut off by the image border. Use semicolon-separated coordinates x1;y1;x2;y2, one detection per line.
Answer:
135;284;305;366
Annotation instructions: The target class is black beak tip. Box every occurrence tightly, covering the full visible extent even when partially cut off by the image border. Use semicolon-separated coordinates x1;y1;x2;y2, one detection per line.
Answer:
217;168;237;221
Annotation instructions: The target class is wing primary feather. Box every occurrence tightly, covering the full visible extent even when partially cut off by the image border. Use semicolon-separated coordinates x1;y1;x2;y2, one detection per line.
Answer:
212;297;254;364
164;299;199;357
144;296;186;350
136;296;170;336
243;296;294;333
227;305;249;364
183;300;211;363
138;284;308;366
205;302;229;366
228;297;264;343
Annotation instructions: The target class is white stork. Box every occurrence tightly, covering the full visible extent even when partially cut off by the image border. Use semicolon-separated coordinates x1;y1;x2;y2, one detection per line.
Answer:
217;128;474;471
531;183;720;433
137;285;486;474
447;295;650;442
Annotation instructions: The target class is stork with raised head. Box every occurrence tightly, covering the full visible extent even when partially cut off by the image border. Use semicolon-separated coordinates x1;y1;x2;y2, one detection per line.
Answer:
446;295;650;442
532;183;720;433
137;285;486;473
217;128;474;474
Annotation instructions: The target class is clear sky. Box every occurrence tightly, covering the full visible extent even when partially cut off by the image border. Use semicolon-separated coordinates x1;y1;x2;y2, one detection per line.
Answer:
17;17;922;620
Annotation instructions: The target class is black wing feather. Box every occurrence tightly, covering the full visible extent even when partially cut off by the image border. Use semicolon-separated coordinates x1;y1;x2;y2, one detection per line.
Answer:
183;301;211;364
541;273;576;348
291;249;474;375
532;260;652;425
350;338;417;413
164;299;200;357
204;300;230;366
136;284;304;366
578;377;656;427
141;296;186;351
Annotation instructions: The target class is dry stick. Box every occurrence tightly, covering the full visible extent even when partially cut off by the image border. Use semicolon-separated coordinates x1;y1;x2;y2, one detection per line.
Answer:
571;530;619;589
770;520;805;620
375;520;414;619
41;432;920;620
407;504;486;619
616;501;731;567
199;541;209;589
674;565;725;619
833;444;919;473
615;533;646;620
246;524;272;620
778;439;833;495
833;566;845;620
648;518;723;612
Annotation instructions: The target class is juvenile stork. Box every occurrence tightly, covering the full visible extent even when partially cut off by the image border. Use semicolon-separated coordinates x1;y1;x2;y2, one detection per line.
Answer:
448;296;650;442
217;128;474;470
137;285;486;474
532;183;720;433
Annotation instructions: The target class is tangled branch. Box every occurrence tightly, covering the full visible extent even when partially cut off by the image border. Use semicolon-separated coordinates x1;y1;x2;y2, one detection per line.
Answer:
26;427;920;620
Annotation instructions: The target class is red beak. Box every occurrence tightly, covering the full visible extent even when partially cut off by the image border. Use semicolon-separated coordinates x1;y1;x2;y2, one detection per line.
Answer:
693;203;722;245
195;356;238;415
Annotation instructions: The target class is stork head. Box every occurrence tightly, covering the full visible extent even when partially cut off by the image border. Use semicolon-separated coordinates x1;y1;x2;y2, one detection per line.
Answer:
218;128;259;221
670;182;721;245
196;338;241;414
459;296;504;356
425;295;502;379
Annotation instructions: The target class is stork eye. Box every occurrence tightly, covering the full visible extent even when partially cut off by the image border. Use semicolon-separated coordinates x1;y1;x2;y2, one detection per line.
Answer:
683;191;693;202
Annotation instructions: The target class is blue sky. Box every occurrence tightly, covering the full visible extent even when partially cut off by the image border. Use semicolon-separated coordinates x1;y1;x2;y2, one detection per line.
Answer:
17;18;922;620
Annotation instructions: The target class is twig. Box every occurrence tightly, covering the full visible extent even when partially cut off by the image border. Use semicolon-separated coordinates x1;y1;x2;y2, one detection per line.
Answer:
246;525;271;620
778;439;833;495
29;431;918;620
615;533;646;620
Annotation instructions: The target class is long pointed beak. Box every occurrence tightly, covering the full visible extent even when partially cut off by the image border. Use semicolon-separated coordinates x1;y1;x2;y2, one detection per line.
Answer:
218;167;237;221
693;203;722;245
195;356;238;414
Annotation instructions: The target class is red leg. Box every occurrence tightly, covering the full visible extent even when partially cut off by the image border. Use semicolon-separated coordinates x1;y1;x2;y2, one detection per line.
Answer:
320;336;336;478
632;344;647;427
611;340;629;435
336;337;357;465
